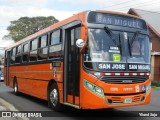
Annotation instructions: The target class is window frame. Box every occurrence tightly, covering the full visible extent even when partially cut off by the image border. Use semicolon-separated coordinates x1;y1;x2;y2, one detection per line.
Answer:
15;45;22;64
22;43;29;63
48;29;62;60
37;34;49;61
39;34;48;48
30;38;38;51
10;47;16;65
29;38;38;62
50;29;61;46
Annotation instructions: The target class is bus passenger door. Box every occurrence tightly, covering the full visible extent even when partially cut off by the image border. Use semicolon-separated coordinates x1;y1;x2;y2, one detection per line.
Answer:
6;51;11;86
64;26;80;107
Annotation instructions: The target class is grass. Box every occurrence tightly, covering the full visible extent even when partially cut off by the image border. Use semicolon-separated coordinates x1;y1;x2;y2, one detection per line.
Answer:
152;86;160;91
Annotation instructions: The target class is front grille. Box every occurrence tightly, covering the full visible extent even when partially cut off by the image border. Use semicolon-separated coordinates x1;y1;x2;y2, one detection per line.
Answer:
107;95;145;104
106;93;145;104
100;76;149;84
111;97;121;103
133;95;141;102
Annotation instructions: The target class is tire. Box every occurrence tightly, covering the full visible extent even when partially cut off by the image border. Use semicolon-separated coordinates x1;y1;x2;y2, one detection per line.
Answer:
13;80;19;95
49;83;63;111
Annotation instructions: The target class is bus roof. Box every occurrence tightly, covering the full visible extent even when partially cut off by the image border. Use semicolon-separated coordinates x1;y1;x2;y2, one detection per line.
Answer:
5;10;143;50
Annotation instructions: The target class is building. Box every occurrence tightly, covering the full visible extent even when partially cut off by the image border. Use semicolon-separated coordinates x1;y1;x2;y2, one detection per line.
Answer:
128;8;160;81
0;57;4;69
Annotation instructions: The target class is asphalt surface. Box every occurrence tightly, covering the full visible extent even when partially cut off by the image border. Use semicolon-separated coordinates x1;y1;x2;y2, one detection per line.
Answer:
0;82;160;120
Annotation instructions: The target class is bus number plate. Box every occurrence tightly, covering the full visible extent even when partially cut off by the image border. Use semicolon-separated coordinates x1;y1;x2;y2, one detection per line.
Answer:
124;98;132;104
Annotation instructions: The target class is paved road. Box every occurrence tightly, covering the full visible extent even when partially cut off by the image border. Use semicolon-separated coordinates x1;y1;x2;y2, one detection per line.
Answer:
0;82;160;120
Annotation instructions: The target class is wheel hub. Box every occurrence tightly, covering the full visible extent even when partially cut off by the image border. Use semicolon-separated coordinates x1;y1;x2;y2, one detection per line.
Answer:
14;83;17;93
50;89;58;107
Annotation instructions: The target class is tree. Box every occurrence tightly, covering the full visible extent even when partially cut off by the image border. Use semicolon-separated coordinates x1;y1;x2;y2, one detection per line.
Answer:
3;16;59;42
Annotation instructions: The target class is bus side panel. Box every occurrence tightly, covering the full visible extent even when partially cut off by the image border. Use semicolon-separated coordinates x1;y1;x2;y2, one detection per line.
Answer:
29;80;48;100
16;63;52;100
8;62;64;101
9;66;17;88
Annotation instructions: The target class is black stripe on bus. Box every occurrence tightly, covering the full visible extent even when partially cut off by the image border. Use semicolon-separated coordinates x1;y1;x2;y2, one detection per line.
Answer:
104;92;145;96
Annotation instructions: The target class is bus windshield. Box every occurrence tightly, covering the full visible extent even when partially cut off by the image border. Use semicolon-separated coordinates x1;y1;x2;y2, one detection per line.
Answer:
83;29;150;72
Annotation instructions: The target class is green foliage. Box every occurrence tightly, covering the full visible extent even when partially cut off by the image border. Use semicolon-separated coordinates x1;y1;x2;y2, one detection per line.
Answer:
3;16;59;42
151;80;160;87
152;86;160;91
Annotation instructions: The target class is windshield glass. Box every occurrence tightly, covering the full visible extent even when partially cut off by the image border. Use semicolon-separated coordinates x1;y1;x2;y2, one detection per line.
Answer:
83;29;150;72
85;29;124;62
127;33;150;63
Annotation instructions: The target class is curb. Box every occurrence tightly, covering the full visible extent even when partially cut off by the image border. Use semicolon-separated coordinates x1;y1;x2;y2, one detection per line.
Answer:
0;98;30;120
0;98;18;111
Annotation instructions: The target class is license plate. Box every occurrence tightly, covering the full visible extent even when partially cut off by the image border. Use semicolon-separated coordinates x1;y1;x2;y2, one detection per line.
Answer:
124;98;132;104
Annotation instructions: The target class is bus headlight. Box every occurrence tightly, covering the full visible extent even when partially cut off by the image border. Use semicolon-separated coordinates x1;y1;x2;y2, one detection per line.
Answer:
84;80;104;98
95;86;103;95
146;82;151;94
86;81;94;90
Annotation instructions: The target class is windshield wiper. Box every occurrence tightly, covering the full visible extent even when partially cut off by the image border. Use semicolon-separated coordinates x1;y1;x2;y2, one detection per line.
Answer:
129;31;141;47
128;31;141;56
104;26;119;46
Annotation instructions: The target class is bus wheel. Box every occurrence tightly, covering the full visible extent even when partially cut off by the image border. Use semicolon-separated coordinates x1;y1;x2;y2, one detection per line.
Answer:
49;83;63;111
14;80;19;95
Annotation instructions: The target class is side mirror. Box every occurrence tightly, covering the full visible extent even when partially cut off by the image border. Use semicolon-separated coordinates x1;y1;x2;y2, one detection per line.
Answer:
76;39;85;48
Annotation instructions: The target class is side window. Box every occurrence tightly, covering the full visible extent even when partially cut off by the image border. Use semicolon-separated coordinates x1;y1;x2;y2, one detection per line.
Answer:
50;30;60;45
30;39;38;62
15;45;21;64
11;47;16;64
40;35;47;48
17;46;21;54
30;39;38;50
22;43;28;62
23;43;28;52
38;35;48;60
5;50;11;66
49;29;62;59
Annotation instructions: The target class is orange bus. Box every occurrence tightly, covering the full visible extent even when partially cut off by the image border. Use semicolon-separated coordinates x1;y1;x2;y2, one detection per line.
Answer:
4;10;151;111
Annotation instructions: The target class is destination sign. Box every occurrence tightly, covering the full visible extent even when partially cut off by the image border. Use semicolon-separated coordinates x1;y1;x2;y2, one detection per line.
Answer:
84;62;150;71
98;63;126;70
97;63;126;71
87;12;147;30
128;64;150;71
97;63;150;71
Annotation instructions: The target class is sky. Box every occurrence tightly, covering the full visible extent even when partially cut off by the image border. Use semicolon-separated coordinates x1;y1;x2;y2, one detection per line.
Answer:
0;0;160;50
